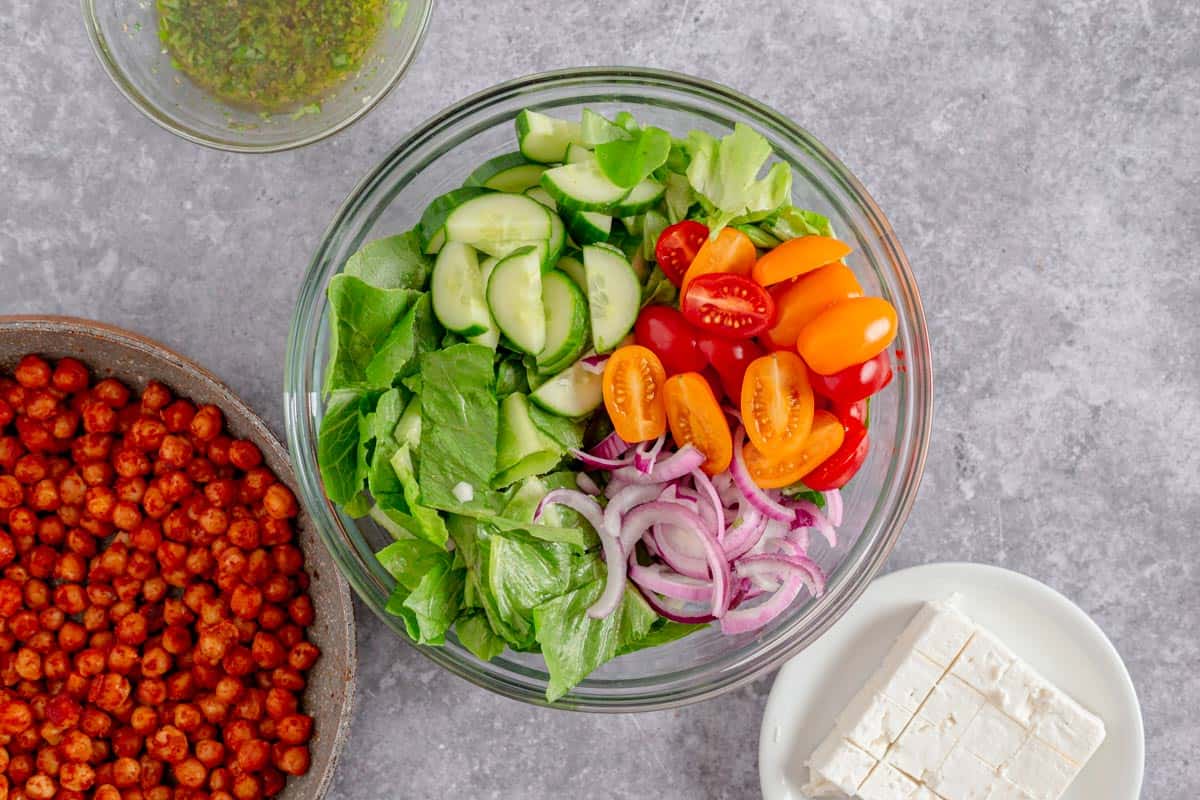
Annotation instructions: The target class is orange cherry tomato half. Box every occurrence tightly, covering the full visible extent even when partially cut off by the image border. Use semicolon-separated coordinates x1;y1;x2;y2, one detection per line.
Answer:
761;263;863;351
680;227;757;292
795;297;898;375
602;345;668;443
663;372;733;475
742;410;845;489
654;220;710;287
751;235;852;287
740;352;814;461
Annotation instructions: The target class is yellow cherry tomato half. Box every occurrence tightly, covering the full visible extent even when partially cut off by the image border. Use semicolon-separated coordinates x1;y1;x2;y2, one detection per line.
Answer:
664;372;733;475
761;263;864;351
740;352;814;461
795;296;898;375
742;410;845;489
602;345;668;443
680;227;757;293
751;235;852;287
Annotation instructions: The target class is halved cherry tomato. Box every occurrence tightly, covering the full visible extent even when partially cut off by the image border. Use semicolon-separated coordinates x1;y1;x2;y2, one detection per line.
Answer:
803;416;869;491
699;367;726;402
602;345;667;443
832;398;868;425
761;263;863;351
809;351;892;406
634;306;706;375
740;352;814;461
697;335;763;400
681;273;776;339
663;372;733;475
796;297;897;375
680;227;757;292
751;236;852;286
654;220;709;287
742;410;844;489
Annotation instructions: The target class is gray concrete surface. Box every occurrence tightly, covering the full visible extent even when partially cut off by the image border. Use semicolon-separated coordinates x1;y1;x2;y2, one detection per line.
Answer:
3;1;1197;797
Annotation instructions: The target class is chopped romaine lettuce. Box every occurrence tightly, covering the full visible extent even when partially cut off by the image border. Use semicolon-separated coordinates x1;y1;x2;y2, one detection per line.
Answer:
343;229;431;290
324;275;418;393
686;123;792;231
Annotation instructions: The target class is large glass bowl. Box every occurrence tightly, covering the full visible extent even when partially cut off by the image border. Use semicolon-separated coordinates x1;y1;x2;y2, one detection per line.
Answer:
82;0;432;152
284;68;932;711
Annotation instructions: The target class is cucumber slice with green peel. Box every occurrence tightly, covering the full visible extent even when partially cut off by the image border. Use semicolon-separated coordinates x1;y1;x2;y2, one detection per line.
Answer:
516;110;583;163
567;211;612;245
464;152;547;193
444;193;553;251
564;143;593;164
540;159;631;214
580;109;630;147
486;246;546;355
529;357;605;418
467;256;501;348
418;187;491;253
582;244;641;353
493;393;563;488
431;242;490;336
544;211;566;270
612;178;666;216
536;271;589;373
524;186;557;210
556;255;587;290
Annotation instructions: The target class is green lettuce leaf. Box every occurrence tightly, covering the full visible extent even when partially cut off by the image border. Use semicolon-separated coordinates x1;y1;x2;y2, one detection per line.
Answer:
455;610;506;661
392;560;465;645
364;293;443;389
663;172;695;224
761;205;835;241
324;276;418;393
317;389;368;505
580;108;630;147
343;229;431;290
389;444;449;546
685;123;792;232
641;209;669;262
617;619;706;655
640;265;678;309
595;126;672;189
376;537;450;591
527;403;585;452
365;388;407;510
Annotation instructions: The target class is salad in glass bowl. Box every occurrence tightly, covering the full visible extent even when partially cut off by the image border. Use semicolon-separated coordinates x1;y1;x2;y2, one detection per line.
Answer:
309;105;899;702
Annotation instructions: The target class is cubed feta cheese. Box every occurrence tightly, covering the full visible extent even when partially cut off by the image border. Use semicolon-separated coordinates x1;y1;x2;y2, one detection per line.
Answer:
989;660;1047;728
928;746;998;800
858;761;921;800
919;675;987;728
1001;737;1078;800
886;715;964;782
950;631;1015;693
806;734;877;796
958;705;1027;768
1030;686;1106;764
911;788;943;800
985;777;1032;800
837;689;914;758
877;649;944;713
895;598;977;668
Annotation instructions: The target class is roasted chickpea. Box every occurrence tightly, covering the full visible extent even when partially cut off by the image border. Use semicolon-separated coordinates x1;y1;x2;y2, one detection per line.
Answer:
92;379;131;409
135;678;166;707
110;726;142;758
59;760;96;792
147;725;188;764
189;406;223;442
173;756;208;789
111;501;142;532
231;772;262;800
172;703;202;733
15;356;52;389
0;475;24;509
25;771;59;799
43;651;70;681
129;706;158;734
112;755;142;787
50;359;89;394
140;381;172;412
157;436;193;469
107;644;139;675
81;400;118;435
263;689;297;722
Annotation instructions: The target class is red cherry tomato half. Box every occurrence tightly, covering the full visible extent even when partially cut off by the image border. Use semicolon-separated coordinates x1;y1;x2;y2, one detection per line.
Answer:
654;220;709;287
697;335;764;401
634;306;707;376
808;351;893;406
802;415;869;490
681;273;776;339
833;398;868;425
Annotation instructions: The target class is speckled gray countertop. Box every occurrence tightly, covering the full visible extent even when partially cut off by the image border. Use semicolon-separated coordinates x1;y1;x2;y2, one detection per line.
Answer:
3;1;1197;797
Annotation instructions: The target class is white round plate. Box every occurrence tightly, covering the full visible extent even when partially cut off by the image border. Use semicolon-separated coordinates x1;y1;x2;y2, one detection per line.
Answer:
759;562;1143;800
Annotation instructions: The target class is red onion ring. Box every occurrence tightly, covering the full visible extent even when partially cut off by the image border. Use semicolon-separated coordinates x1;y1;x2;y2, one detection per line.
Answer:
575;472;601;496
535;489;605;535
824;489;844;527
613;445;705;483
618;502;729;616
586;531;626;619
589;431;630;461
729;428;795;522
628;560;713;603
649;525;710;580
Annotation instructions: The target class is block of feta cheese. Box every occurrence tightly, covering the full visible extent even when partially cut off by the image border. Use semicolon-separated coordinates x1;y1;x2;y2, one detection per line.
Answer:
837;688;914;758
1000;737;1078;800
894;595;977;668
857;762;919;800
950;630;1015;694
957;704;1028;769
1028;686;1106;765
927;745;997;800
806;734;878;796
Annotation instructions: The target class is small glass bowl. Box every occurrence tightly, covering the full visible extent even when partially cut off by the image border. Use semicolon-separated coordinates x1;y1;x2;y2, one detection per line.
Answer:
81;0;432;153
284;68;933;711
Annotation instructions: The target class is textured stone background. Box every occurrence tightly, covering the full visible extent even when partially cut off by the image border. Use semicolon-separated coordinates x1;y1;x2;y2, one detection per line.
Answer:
3;1;1197;797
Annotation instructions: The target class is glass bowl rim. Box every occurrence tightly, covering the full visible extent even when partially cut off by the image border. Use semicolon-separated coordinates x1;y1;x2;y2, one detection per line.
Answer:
79;0;435;154
284;66;934;711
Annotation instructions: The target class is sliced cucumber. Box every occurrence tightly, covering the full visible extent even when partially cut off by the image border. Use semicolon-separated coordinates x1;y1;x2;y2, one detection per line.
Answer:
536;270;589;373
467;257;501;348
540;159;631;214
524;186;556;210
493;393;562;488
556;255;587;290
485;246;546;355
583;244;641;353
444;192;553;253
564;143;593;164
464;152;547;193
544;211;566;270
431;242;490;337
567;211;612;245
516;110;582;163
529;357;605;419
417;187;490;253
580;109;629;147
612;177;666;216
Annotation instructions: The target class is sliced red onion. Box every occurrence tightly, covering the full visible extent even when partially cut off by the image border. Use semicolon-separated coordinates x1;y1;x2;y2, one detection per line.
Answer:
628;560;713;603
729;428;794;522
691;469;725;539
617;502;729;616
605;473;633;499
823;489;843;526
719;554;826;634
570;448;633;471
587;531;626;619
737;553;827;597
606;484;663;546
653;523;710;577
589;431;630;461
575;472;601;496
580;353;609;374
633;435;666;474
783;498;837;549
535;489;606;536
613;445;705;483
636;587;717;624
722;510;768;561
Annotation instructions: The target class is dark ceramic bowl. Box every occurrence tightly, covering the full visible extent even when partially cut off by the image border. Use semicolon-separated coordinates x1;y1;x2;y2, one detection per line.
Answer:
0;315;355;799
